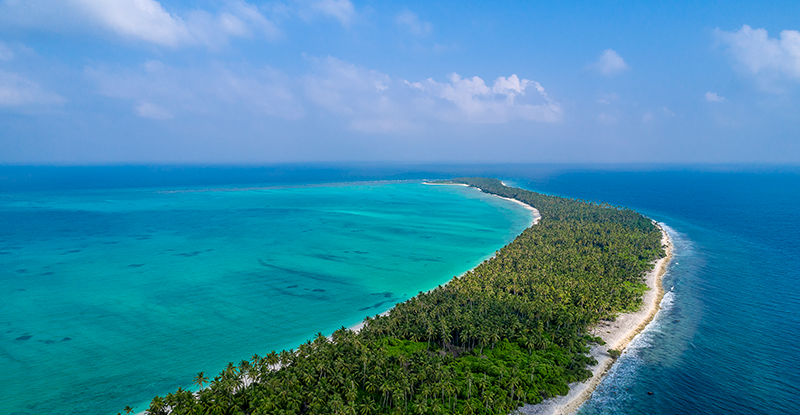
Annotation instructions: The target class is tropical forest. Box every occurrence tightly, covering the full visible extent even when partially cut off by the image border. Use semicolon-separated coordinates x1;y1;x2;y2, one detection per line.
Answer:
140;178;666;415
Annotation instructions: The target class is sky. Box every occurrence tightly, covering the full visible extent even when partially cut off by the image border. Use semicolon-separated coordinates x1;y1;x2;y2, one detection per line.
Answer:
1;0;799;164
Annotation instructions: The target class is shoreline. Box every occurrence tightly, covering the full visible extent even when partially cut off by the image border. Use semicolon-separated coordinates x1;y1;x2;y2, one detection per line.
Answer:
519;223;673;415
140;180;664;415
364;181;671;414
137;181;541;414
347;183;541;335
422;181;541;226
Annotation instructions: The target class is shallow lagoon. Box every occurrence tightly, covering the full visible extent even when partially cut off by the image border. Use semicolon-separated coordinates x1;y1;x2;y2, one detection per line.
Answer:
0;181;532;414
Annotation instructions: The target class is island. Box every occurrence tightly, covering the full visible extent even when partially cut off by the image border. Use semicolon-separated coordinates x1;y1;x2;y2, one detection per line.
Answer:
139;178;669;415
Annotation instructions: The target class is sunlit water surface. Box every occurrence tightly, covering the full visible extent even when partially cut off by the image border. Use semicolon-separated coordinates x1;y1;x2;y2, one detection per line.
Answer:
0;180;532;414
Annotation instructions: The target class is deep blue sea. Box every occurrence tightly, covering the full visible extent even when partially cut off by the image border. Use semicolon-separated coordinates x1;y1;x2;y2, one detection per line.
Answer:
513;169;800;415
1;165;798;415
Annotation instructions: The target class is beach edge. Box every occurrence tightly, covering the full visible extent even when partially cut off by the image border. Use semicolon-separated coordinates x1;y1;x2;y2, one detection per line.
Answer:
346;182;541;335
518;223;673;415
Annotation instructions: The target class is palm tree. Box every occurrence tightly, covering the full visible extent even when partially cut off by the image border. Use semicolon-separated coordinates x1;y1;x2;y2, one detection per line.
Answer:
147;396;167;415
524;335;536;355
194;371;209;390
358;397;377;415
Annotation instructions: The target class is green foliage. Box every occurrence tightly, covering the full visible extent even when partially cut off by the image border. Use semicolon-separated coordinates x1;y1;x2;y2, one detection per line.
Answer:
382;339;428;357
142;178;665;415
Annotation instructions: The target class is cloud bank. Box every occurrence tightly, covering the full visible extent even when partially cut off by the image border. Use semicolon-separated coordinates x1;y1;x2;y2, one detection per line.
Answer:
406;73;561;123
86;56;561;131
1;0;282;48
715;25;800;87
87;60;304;120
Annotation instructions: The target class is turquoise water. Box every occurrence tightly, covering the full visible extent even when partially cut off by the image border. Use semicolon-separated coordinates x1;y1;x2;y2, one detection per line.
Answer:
4;166;798;415
0;181;532;415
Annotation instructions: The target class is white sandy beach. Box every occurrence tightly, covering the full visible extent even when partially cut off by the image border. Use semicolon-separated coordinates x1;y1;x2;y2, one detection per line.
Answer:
518;223;673;415
423;181;541;227
494;194;541;222
422;181;469;186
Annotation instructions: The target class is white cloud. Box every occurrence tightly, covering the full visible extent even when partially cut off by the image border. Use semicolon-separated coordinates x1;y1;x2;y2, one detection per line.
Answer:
303;56;561;131
304;57;391;113
135;102;173;119
88;55;560;132
587;49;628;75
715;25;800;84
0;42;14;61
706;91;726;102
303;56;404;132
87;61;304;120
396;10;432;36
304;0;355;27
2;0;280;48
413;73;561;123
0;70;65;107
74;0;194;47
663;106;675;116
218;1;281;40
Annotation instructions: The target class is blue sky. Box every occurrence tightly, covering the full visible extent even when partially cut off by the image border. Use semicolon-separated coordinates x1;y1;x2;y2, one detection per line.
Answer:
1;0;799;164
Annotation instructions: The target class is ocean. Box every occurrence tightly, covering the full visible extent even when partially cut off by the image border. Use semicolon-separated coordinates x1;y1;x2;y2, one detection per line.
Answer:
1;165;798;415
0;170;533;414
510;168;800;415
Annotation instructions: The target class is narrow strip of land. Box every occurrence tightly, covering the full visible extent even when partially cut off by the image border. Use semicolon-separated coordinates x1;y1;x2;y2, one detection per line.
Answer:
140;178;669;415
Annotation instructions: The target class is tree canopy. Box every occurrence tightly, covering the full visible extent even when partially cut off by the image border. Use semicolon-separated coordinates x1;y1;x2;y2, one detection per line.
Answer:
141;178;665;415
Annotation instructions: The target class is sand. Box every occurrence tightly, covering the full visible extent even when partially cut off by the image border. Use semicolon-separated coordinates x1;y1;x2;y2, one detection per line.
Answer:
517;223;673;415
423;181;541;227
494;194;541;224
422;182;469;186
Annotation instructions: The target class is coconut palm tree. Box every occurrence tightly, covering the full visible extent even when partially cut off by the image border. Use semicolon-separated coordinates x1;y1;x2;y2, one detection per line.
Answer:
194;371;209;390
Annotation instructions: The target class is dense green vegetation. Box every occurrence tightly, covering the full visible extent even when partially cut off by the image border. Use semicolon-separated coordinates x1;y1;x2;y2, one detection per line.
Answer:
140;178;664;415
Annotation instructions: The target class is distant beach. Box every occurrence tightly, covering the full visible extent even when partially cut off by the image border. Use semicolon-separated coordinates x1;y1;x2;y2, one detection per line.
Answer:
424;181;540;226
